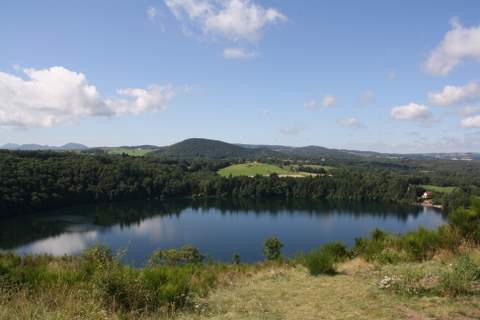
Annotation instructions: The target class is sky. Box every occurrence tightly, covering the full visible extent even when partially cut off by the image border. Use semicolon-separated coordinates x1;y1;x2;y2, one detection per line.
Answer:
1;0;480;153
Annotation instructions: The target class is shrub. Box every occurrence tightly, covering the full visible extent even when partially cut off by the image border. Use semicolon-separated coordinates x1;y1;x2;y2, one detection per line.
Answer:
232;253;241;265
440;255;480;297
401;227;441;261
141;266;193;309
92;265;145;312
388;269;432;296
304;244;338;276
449;200;480;242
263;237;283;261
149;245;205;266
353;233;404;264
321;241;349;261
302;241;349;275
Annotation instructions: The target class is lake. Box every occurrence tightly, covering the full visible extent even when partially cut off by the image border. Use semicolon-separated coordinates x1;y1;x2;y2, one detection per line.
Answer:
0;199;446;265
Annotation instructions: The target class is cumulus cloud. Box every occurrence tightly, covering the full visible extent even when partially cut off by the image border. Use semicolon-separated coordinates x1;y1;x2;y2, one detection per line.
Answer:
460;106;480;117
428;81;480;107
223;47;256;59
390;103;433;122
425;18;480;76
0;66;176;128
338;117;366;128
304;95;336;110
164;0;287;42
322;95;336;107
461;115;480;128
147;6;158;20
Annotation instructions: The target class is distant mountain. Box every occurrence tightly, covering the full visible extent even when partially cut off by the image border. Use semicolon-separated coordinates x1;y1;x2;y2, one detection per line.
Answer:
3;138;479;161
152;138;282;160
1;143;88;151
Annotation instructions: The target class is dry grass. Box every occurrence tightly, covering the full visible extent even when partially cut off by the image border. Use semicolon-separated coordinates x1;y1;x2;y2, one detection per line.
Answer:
177;258;480;320
1;257;479;320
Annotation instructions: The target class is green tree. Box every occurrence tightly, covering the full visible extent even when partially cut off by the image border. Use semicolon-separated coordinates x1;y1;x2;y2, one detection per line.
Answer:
263;236;283;260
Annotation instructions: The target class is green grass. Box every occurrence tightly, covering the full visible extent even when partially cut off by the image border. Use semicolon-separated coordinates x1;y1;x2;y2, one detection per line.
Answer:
103;147;156;157
217;162;301;177
420;185;459;194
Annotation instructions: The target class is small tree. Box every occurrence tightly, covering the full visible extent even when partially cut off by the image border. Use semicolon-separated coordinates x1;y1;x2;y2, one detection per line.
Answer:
263;236;283;260
232;253;241;265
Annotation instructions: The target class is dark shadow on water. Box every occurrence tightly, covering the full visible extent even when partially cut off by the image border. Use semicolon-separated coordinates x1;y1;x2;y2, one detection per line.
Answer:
0;198;446;262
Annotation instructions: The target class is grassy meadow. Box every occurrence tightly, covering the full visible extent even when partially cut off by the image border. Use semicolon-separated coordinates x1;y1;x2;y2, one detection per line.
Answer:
1;250;479;320
421;185;459;194
217;162;313;177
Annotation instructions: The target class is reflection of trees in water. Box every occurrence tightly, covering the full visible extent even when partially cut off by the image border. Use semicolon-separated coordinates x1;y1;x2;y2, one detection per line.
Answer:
189;198;444;221
0;199;445;250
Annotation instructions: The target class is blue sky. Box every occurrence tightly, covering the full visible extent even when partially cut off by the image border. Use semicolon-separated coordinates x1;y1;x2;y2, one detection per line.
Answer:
1;0;480;152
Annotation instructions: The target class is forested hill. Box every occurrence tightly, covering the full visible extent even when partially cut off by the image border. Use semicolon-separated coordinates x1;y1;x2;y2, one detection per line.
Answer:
4;138;480;161
150;138;283;160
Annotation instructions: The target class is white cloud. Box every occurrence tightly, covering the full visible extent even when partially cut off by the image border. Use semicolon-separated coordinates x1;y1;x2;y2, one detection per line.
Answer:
460;106;480;117
164;0;287;42
322;95;336;107
147;6;158;20
338;117;366;128
304;99;318;109
425;18;480;76
390;103;433;122
0;66;176;128
461;115;480;128
304;95;336;110
223;47;256;59
360;90;375;105
428;81;480;106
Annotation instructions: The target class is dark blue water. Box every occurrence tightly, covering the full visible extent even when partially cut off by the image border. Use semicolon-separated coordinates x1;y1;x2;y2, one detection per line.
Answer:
0;199;446;265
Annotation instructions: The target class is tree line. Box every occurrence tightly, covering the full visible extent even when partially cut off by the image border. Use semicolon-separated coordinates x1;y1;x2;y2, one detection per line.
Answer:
0;150;475;216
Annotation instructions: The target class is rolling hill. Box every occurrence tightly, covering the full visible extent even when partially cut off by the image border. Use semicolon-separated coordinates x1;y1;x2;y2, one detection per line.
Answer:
151;138;283;160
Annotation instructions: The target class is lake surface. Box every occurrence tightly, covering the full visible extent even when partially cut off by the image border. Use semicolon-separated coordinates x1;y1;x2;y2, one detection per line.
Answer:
0;199;446;265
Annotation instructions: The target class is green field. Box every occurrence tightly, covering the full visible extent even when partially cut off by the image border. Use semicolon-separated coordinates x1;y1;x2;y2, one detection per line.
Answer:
420;185;459;194
218;162;303;177
103;147;156;157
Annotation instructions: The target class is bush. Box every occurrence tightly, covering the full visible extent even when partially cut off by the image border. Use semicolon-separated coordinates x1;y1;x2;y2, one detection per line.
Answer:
321;241;349;261
401;227;441;261
263;237;283;261
149;245;205;266
92;265;145;312
449;200;480;242
232;253;241;265
353;232;405;264
304;244;338;276
440;255;480;297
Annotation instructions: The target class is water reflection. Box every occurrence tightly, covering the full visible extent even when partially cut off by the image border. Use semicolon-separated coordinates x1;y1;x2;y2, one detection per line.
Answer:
0;199;446;264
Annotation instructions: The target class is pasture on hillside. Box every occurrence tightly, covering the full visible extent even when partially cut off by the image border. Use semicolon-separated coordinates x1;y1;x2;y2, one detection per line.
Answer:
420;185;459;194
217;162;312;177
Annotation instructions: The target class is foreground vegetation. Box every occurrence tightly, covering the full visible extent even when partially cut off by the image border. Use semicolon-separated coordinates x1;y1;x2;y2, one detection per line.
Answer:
1;201;479;319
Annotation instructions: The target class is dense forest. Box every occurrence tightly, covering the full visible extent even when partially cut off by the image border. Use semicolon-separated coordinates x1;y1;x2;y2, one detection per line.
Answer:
1;149;478;217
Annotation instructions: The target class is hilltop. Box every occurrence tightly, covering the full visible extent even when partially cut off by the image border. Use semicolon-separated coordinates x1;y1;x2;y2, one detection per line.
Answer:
150;138;282;160
3;138;480;161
